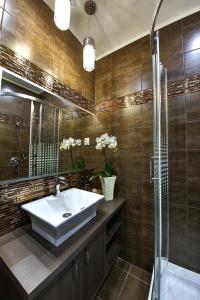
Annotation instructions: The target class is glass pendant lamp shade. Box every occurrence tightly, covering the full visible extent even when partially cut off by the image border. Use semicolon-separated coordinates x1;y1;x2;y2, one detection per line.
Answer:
54;0;71;31
83;37;95;72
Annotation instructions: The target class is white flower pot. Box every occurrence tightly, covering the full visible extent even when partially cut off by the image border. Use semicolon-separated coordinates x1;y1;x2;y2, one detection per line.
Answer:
100;176;116;201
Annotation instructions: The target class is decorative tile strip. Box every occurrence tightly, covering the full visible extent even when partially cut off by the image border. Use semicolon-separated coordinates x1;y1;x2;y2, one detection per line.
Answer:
0;169;93;237
95;89;153;113
95;75;200;113
187;75;200;94
0;114;28;127
167;79;185;97
0;44;95;113
61;109;90;121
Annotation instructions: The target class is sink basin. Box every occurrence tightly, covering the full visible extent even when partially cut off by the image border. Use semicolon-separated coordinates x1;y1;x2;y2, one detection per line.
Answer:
22;188;104;246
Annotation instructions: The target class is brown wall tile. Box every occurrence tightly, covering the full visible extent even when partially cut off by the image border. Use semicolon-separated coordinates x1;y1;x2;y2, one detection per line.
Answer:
188;178;200;208
186;92;200;121
111;40;142;99
170;176;187;207
2;0;54;74
168;122;186;149
185;49;200;78
160;21;184;82
141;36;152;90
168;95;186;124
141;102;153;127
187;121;200;149
169;204;187;266
188;207;200;270
188;150;200;178
95;55;112;104
182;11;200;53
169;150;187;178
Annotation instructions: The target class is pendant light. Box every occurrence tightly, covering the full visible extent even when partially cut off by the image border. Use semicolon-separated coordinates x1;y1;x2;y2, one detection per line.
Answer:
83;37;95;72
83;0;96;72
54;0;71;31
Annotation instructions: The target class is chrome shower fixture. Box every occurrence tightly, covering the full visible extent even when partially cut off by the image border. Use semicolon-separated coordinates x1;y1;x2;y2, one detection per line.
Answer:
10;157;20;167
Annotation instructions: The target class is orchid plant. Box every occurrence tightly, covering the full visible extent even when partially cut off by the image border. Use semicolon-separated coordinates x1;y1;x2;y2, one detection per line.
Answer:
60;138;84;170
91;133;117;179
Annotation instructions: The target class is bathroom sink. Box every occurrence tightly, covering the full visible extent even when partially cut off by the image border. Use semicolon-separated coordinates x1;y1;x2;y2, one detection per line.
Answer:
22;188;104;246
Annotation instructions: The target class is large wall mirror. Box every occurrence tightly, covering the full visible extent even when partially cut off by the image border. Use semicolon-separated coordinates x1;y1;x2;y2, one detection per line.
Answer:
0;68;95;183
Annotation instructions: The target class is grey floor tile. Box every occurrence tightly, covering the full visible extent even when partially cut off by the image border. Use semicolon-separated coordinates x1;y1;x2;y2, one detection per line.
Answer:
118;274;149;300
98;266;127;300
130;265;151;284
115;257;131;272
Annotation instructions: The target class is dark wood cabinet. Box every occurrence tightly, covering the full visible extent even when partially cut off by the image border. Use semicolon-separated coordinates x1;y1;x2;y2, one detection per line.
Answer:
80;229;105;300
35;255;82;300
35;229;105;300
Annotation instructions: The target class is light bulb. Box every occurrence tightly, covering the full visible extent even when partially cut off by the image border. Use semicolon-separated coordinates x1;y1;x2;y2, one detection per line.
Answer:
54;0;71;31
83;37;95;72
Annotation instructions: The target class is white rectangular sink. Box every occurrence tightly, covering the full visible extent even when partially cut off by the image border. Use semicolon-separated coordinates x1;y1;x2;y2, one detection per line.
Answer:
22;188;104;247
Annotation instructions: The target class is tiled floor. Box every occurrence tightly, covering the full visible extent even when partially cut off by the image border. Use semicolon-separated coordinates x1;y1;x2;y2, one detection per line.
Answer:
97;258;151;300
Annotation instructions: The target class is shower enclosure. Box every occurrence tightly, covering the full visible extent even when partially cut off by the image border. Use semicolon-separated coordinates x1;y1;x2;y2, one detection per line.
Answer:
150;1;200;299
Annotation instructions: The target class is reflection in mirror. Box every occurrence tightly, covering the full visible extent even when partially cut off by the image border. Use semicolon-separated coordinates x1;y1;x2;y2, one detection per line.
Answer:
29;102;59;177
0;68;95;183
59;107;95;173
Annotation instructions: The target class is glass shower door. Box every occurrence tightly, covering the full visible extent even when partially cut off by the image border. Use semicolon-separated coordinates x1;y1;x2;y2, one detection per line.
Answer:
151;30;169;300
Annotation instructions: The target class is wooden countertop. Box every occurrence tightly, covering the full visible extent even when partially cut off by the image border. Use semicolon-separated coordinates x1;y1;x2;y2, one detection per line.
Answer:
0;198;125;300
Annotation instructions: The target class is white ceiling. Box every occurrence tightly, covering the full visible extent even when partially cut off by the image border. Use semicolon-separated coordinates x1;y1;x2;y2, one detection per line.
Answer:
43;0;200;60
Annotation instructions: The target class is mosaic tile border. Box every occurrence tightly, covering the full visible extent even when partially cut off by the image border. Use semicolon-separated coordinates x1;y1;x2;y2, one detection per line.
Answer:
0;113;28;127
0;44;95;113
96;75;200;113
61;109;90;121
0;169;93;237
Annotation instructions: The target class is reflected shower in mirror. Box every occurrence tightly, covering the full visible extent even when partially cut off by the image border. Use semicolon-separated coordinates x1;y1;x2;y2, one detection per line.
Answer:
0;68;95;183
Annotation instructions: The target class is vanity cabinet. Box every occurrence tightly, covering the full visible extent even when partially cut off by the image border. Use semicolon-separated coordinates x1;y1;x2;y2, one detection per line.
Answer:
35;229;105;300
0;198;125;300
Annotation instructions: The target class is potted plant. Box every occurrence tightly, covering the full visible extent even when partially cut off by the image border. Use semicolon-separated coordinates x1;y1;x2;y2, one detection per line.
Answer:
91;133;117;201
60;138;84;171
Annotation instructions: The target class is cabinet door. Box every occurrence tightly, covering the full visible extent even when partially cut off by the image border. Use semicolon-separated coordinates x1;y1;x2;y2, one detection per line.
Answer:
35;255;82;300
80;229;105;300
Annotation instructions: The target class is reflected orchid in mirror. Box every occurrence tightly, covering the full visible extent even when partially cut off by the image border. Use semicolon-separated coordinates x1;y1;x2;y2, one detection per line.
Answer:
60;138;83;171
95;133;117;151
60;138;81;150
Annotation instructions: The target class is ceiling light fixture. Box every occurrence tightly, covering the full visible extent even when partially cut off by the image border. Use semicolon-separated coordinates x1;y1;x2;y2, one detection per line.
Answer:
54;0;71;31
83;0;97;72
83;37;95;72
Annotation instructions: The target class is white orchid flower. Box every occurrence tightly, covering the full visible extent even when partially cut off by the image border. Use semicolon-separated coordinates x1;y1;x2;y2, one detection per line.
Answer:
108;141;117;149
60;138;82;150
96;137;101;143
100;133;110;144
95;133;117;151
96;143;102;150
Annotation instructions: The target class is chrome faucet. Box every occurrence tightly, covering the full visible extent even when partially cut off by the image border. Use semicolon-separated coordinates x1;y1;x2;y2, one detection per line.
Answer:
55;176;68;197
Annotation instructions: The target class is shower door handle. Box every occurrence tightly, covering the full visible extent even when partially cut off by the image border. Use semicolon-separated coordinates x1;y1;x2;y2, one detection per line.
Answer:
150;155;159;183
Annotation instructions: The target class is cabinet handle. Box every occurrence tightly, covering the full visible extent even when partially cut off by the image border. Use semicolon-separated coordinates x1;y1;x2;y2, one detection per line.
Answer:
72;261;78;281
85;249;90;265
